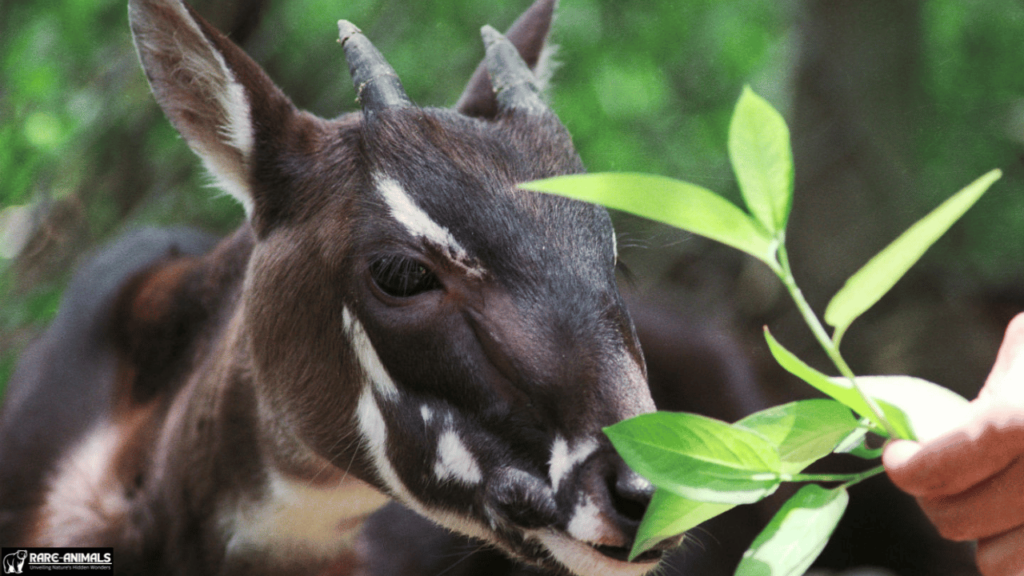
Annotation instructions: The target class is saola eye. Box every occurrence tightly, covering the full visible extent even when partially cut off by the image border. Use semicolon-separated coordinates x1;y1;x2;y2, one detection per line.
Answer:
369;255;442;298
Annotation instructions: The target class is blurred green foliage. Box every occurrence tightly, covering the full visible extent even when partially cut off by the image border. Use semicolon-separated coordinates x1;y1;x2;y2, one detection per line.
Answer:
0;0;1022;395
920;1;1024;281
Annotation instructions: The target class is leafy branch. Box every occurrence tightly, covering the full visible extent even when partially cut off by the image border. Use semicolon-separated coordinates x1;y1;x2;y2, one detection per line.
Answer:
523;86;999;575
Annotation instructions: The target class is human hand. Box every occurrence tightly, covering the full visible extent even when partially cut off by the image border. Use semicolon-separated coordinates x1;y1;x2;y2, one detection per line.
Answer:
883;313;1024;576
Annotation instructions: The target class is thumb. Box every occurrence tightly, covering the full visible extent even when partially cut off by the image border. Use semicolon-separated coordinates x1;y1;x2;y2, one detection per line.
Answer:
979;313;1024;404
882;439;921;470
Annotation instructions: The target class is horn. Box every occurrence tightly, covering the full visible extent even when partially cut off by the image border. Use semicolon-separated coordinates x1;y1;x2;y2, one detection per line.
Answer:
480;25;549;115
338;20;412;112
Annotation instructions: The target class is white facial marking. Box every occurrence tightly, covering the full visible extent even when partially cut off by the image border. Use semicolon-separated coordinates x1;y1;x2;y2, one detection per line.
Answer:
549;436;599;493
420;404;433;423
566;496;606;543
374;175;484;277
530;530;659;576
354;384;417;507
343;307;399;400
550;437;569;489
354;385;493;543
434;428;482;485
223;470;389;559
566;494;630;548
377;175;466;255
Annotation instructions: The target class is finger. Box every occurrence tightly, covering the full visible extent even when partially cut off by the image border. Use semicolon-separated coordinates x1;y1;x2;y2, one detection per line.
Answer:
882;439;921;470
977;525;1024;576
914;454;1024;541
883;410;1024;498
979;312;1024;404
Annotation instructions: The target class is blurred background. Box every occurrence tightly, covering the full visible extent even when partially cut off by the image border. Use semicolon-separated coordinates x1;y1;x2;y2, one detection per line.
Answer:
0;0;1022;572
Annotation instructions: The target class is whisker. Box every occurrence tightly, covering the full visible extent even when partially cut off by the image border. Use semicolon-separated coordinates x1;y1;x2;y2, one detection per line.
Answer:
433;540;492;576
305;427;359;490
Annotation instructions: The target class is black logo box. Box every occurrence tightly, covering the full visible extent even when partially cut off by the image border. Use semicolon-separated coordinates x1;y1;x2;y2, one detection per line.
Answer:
2;548;112;573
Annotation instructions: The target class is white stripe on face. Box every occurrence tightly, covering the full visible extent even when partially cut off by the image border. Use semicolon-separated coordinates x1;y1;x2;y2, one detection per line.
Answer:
549;436;599;493
374;175;485;277
343;307;399;400
354;386;494;544
376;175;468;259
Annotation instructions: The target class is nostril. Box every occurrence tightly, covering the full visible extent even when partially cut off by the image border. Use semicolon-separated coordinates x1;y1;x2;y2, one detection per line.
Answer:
610;462;654;524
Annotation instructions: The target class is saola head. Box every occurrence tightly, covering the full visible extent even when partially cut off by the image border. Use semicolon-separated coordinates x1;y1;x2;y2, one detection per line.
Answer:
129;0;680;574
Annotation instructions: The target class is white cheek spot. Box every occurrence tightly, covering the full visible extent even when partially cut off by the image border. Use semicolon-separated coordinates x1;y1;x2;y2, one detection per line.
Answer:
434;429;482;486
343;307;399;400
566;496;616;544
549;436;599;493
420;404;433;423
549;437;570;490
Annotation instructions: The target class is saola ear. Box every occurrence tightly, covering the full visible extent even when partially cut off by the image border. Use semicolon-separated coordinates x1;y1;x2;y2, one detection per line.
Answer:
128;0;295;220
456;0;557;118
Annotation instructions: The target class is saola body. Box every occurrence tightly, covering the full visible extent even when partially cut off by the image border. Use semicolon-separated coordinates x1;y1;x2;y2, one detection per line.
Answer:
0;1;682;575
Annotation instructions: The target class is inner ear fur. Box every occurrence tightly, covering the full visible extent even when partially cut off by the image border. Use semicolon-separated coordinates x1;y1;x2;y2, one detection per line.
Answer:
129;0;295;219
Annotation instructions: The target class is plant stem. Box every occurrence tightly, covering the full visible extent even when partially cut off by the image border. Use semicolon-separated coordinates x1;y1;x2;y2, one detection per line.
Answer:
840;464;887;488
787;465;886;488
775;243;900;439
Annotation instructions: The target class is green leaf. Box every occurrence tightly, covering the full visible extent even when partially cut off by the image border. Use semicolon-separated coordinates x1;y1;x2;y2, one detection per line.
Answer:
605;412;782;504
849;376;971;443
629;489;733;561
876;399;917;442
521;173;778;267
735;485;849;576
734;400;860;475
847;443;883;460
833;427;882;460
728;86;794;235
824;169;1002;337
763;329;915;440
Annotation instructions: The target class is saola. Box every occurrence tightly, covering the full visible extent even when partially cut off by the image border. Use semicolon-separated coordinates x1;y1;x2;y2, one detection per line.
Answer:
0;0;684;574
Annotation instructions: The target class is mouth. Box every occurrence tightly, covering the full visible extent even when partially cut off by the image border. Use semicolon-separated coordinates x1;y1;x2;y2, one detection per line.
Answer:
591;544;665;564
480;466;683;575
528;529;680;576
